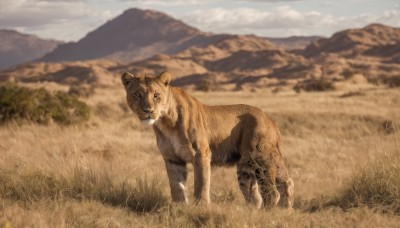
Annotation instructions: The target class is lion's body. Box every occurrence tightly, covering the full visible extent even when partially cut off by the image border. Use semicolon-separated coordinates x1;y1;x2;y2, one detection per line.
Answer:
122;72;294;209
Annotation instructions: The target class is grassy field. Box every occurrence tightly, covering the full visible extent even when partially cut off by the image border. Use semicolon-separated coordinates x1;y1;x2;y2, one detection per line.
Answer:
1;87;399;227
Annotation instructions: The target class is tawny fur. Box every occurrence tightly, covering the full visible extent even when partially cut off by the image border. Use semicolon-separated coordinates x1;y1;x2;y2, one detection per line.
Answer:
121;71;294;209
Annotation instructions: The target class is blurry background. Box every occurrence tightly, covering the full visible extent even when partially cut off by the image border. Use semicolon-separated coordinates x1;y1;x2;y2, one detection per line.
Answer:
0;0;399;92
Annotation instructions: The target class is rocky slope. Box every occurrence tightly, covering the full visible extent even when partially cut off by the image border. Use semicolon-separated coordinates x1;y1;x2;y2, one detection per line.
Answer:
302;23;400;58
1;9;399;92
267;36;322;50
0;30;61;69
38;8;232;63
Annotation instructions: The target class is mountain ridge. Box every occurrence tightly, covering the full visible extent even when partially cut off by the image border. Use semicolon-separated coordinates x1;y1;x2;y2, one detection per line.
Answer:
38;8;217;63
37;8;319;64
0;29;62;69
1;9;399;92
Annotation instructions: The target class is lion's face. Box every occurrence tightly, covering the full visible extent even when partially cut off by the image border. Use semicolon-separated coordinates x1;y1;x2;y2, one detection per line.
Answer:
121;72;171;125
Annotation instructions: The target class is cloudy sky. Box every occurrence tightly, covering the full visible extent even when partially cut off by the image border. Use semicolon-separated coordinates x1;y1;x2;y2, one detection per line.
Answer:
0;0;399;42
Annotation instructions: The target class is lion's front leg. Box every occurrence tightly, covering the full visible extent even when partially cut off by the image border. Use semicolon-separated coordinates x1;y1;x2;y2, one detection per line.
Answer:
165;159;188;204
192;145;211;204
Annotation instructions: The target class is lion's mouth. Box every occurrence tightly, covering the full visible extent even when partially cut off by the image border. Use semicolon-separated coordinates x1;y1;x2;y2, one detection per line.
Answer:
140;117;157;125
138;114;158;125
138;113;157;120
140;118;156;125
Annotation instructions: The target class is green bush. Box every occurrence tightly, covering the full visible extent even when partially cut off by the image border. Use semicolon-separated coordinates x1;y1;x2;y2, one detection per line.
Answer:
0;84;90;125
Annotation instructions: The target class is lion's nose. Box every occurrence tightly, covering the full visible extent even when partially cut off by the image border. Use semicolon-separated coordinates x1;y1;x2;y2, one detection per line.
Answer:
142;107;154;114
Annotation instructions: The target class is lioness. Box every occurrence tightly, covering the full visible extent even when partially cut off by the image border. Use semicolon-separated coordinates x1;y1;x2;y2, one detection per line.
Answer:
121;71;294;209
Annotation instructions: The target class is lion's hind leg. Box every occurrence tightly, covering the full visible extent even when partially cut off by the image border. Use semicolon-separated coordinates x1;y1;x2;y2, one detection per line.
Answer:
237;159;263;209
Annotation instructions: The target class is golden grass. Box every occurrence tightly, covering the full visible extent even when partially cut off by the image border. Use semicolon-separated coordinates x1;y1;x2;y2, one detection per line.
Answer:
1;87;400;227
331;147;400;213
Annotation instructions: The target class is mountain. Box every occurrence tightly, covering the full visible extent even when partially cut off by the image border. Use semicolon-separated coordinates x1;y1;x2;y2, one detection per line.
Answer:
38;8;232;63
0;30;61;69
116;35;309;90
267;36;322;50
302;23;400;59
2;11;399;92
116;35;283;77
120;23;400;90
0;60;120;91
38;8;318;65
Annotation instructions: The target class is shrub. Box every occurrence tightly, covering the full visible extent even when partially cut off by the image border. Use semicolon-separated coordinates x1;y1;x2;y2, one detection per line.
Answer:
339;91;365;98
385;76;400;88
198;78;213;92
342;69;357;79
331;152;400;214
368;76;400;87
68;84;95;97
197;76;222;92
0;83;90;125
293;78;334;92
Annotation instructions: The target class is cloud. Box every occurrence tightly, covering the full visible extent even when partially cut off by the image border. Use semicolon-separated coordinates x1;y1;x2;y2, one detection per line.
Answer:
320;1;333;7
1;0;398;40
0;1;88;27
181;6;335;35
117;0;300;4
116;0;217;5
181;6;400;37
236;0;301;2
0;0;112;41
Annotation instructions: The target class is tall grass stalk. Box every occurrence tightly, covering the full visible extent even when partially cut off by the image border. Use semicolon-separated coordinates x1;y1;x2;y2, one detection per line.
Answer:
0;167;168;213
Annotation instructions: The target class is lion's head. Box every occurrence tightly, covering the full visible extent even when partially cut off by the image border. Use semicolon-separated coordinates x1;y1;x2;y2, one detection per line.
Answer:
121;71;171;125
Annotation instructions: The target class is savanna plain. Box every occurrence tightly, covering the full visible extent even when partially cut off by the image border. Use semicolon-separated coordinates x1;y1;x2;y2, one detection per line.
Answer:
1;87;400;227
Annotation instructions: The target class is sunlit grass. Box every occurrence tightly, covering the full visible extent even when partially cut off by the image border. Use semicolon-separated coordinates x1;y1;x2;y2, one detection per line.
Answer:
1;88;400;227
0;167;168;213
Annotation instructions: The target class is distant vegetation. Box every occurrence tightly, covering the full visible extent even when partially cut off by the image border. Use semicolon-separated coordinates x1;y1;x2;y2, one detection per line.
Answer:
0;84;90;125
385;76;400;88
293;78;334;92
68;84;96;97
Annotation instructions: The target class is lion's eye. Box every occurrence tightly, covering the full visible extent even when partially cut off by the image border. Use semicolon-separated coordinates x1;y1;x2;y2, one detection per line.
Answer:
154;92;160;98
134;92;141;98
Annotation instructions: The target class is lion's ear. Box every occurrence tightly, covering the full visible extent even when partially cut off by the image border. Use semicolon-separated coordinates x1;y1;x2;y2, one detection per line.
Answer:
158;71;171;87
121;72;136;87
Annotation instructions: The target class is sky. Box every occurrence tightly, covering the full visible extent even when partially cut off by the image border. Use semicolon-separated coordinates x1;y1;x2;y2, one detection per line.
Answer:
0;0;399;42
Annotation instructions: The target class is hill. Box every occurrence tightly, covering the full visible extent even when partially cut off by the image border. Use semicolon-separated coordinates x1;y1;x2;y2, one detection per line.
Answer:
1;9;399;92
302;23;400;59
121;23;400;91
38;8;232;63
0;60;120;93
0;30;61;69
267;36;322;50
37;8;318;65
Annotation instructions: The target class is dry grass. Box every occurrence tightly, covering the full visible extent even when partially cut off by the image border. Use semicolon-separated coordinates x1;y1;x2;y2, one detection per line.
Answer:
1;87;400;227
331;148;400;213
